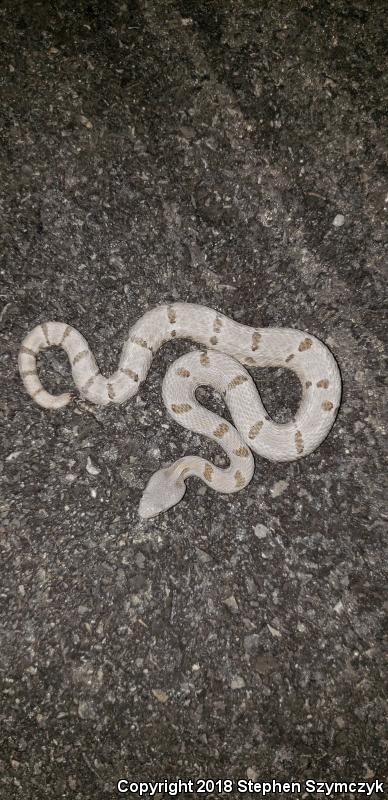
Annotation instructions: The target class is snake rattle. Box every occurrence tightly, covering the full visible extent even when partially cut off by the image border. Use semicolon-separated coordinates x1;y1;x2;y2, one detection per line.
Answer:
18;303;342;519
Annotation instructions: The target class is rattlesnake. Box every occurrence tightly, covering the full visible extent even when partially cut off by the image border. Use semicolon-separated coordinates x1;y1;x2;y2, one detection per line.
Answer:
18;303;342;518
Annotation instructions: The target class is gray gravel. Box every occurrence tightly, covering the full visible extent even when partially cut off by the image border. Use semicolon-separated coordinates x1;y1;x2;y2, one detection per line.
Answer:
1;1;387;798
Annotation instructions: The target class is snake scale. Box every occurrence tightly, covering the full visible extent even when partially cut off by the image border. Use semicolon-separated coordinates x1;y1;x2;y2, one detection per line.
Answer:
18;303;342;518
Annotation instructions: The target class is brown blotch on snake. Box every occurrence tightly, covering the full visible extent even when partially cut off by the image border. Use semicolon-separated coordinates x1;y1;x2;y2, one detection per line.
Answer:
295;431;304;454
322;400;334;411
204;464;213;482
130;335;150;349
167;306;177;324
235;470;245;488
213;317;223;333
248;420;263;439
210;336;218;346
298;338;313;352
200;352;210;366
107;384;116;400
244;356;256;366
171;403;192;414
285;354;294;363
305;380;312;388
72;349;89;365
317;379;329;388
176;367;191;377
251;332;261;351
213;422;229;438
233;446;250;457
228;374;249;390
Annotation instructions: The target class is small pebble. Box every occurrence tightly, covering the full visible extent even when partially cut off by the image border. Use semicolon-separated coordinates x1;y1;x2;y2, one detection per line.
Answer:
244;634;261;654
247;768;258;780
333;214;345;227
152;689;169;703
270;480;289;498
135;552;146;569
223;595;239;614
254;523;268;539
78;700;94;719
231;675;245;689
86;456;100;476
80;115;93;129
267;624;282;638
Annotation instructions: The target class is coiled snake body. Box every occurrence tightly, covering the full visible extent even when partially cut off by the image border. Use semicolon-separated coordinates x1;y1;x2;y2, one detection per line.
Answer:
18;303;342;518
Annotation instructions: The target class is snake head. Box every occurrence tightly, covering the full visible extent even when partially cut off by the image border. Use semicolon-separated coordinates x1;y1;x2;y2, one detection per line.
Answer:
138;465;187;519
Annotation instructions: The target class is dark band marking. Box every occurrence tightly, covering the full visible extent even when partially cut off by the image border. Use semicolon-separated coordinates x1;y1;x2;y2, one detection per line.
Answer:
244;357;256;366
60;325;73;344
317;379;329;388
171;330;177;338
81;375;97;391
20;345;37;358
130;335;150;349
41;323;51;346
200;352;210;366
21;369;38;378
81;369;100;391
209;336;218;346
285;354;294;363
120;368;139;382
305;380;312;388
72;349;89;365
298;338;313;352
213;317;223;333
107;384;116;400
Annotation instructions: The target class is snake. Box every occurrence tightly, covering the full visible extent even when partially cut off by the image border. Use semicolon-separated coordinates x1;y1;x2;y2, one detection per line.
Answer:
18;303;342;519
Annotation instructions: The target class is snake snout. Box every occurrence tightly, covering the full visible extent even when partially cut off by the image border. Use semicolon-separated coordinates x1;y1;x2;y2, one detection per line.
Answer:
138;466;186;519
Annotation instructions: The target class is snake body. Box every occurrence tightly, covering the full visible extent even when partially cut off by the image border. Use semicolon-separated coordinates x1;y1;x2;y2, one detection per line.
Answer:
18;303;342;518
